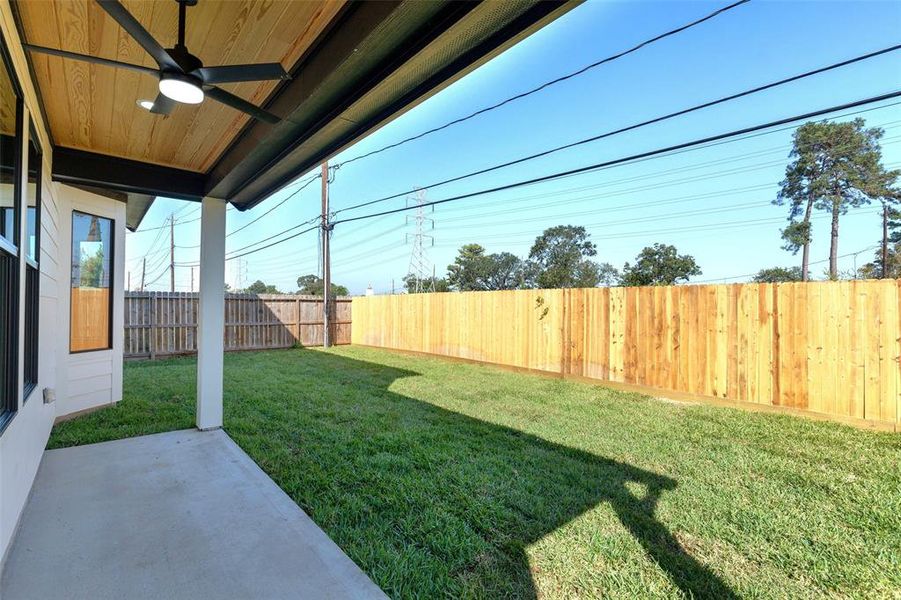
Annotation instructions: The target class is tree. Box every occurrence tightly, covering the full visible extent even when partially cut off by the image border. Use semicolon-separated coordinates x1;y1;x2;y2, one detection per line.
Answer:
876;172;901;278
245;280;282;294
775;119;894;280
859;240;901;279
483;252;526;290
402;273;449;293
752;266;805;283
296;274;348;296
79;246;105;287
447;244;490;291
446;244;525;291
620;243;701;286
525;225;615;288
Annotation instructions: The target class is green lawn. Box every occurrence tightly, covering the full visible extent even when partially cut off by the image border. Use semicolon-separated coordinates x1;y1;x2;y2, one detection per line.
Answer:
50;347;900;599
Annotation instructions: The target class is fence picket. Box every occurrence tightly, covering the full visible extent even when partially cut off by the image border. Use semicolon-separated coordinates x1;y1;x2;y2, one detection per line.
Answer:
352;282;901;428
124;293;350;359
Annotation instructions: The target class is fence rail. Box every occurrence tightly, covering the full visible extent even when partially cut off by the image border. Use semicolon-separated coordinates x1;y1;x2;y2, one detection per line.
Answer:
125;292;350;359
352;281;901;428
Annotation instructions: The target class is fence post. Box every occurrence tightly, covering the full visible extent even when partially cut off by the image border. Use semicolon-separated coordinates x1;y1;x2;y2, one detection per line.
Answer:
295;296;301;345
149;292;156;361
562;288;570;376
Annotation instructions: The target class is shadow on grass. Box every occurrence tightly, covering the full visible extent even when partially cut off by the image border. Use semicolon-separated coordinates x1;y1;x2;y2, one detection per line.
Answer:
222;349;737;599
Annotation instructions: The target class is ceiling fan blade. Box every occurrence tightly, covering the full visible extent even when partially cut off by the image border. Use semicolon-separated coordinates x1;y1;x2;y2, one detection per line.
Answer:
204;86;280;124
96;0;180;72
193;63;290;84
149;92;176;116
24;44;158;77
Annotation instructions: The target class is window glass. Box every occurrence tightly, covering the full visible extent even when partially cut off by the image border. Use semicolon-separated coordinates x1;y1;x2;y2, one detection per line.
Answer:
70;212;113;352
26;133;39;262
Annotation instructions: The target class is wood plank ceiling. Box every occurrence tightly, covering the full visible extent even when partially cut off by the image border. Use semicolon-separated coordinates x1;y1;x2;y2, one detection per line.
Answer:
15;0;345;172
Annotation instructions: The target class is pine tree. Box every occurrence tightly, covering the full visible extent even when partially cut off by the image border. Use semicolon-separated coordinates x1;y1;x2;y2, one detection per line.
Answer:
775;119;894;280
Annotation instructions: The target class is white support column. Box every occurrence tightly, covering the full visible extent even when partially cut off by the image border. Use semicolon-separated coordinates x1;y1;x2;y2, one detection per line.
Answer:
196;197;226;430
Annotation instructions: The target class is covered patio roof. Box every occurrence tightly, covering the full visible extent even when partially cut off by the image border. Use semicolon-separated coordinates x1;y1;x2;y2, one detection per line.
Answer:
11;0;576;229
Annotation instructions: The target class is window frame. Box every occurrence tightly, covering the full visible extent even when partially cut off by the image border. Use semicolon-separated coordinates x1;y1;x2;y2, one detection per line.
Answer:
23;126;42;402
0;34;24;436
25;124;41;269
69;210;115;354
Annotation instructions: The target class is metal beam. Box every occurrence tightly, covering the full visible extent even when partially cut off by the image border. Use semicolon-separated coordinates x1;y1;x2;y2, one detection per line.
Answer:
204;0;407;203
207;0;573;210
52;147;206;202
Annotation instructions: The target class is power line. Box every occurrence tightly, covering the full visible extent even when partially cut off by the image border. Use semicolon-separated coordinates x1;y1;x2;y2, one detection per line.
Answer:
225;172;321;238
694;245;881;283
225;215;320;258
317;122;899;240
127;199;244;235
333;46;901;216
226;224;320;262
332;91;901;226
436;144;901;230
130;214;201;233
429;204;879;248
166;98;901;266
174;172;323;250
333;0;753;169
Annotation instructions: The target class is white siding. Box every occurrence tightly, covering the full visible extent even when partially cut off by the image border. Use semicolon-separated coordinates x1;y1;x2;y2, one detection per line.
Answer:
0;3;126;561
56;185;126;417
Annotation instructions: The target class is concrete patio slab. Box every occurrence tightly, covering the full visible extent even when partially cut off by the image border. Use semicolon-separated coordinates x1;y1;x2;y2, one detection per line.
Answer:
1;429;386;600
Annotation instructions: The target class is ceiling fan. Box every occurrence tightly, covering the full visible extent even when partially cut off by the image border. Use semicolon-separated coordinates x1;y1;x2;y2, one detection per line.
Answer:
25;0;289;124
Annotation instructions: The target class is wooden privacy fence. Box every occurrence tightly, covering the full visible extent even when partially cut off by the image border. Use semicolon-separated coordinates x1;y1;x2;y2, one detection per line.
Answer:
352;281;901;429
125;292;351;359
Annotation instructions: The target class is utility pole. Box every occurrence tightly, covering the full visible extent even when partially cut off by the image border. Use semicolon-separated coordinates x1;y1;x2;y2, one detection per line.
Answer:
140;258;146;292
127;271;131;291
321;162;331;348
191;267;195;293
169;214;175;293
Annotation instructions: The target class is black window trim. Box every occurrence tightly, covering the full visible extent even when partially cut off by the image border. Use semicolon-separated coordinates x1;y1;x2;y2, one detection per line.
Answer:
0;33;24;436
23;125;42;403
69;210;115;354
25;122;41;269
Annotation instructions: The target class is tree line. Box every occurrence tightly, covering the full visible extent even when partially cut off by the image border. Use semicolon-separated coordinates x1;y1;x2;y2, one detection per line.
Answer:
229;274;349;296
403;226;702;293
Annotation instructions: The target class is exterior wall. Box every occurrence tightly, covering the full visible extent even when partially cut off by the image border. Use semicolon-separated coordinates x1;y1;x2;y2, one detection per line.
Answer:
0;2;126;561
56;185;126;417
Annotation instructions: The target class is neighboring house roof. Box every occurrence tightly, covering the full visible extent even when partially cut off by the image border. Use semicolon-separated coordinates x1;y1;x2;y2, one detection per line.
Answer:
11;0;577;228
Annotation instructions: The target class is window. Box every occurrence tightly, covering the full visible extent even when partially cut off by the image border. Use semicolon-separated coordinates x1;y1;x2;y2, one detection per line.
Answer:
70;212;113;352
0;37;22;433
23;131;41;400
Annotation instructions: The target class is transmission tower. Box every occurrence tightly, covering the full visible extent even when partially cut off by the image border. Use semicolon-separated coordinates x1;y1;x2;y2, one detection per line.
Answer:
405;188;435;293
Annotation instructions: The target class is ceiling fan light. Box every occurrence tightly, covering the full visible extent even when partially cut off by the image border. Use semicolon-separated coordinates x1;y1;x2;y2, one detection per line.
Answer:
159;74;204;105
137;100;155;111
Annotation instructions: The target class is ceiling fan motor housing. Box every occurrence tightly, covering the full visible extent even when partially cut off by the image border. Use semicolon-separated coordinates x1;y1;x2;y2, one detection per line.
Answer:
166;44;202;74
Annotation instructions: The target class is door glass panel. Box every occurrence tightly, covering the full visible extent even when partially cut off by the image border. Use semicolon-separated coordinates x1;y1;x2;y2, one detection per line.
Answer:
70;212;113;352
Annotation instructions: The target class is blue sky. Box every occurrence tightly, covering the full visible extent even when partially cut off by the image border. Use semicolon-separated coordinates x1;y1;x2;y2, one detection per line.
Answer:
125;0;901;295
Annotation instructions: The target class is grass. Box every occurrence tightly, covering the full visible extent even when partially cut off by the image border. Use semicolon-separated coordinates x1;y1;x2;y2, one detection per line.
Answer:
50;347;900;599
